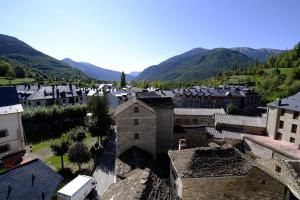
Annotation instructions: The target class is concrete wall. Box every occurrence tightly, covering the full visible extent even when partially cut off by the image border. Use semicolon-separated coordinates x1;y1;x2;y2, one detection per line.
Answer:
115;102;157;157
0;112;25;159
155;108;173;154
179;167;286;200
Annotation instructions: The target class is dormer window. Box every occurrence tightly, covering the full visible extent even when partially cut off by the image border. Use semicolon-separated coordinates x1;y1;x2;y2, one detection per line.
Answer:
134;119;139;125
281;109;286;116
294;112;299;120
0;129;8;138
134;106;139;113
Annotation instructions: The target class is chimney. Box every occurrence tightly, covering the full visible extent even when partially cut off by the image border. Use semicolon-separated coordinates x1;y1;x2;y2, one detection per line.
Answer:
277;98;282;106
178;139;186;150
37;84;40;89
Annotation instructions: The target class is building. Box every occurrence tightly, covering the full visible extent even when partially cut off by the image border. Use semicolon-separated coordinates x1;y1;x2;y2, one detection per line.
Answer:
174;108;225;126
267;93;300;145
168;145;287;200
17;84;89;108
172;85;259;114
244;92;300;160
0;158;62;200
114;96;174;158
114;98;157;158
0;86;26;160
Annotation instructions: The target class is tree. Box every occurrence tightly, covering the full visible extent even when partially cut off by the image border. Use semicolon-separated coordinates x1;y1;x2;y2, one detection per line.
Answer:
226;103;238;114
50;134;70;169
86;95;113;144
120;71;126;88
68;142;90;171
15;66;26;78
69;127;86;142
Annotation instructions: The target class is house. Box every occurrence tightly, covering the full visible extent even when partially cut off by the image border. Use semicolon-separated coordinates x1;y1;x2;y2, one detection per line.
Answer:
17;84;89;107
0;86;25;160
0;158;63;200
244;92;300;160
174;108;225;126
172;85;259;114
114;96;174;158
168;145;287;200
101;168;179;200
114;98;157;158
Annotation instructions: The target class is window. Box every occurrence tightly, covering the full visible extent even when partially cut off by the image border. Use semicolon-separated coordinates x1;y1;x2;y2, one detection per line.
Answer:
294;112;299;120
184;119;190;125
0;145;9;154
134;106;139;113
290;137;296;143
134;133;139;140
134;119;139;125
279;120;284;129
175;119;181;125
275;165;281;173
280;109;286;116
36;101;41;106
0;130;8;138
63;99;66;103
275;132;282;140
28;102;31;106
292;124;298;133
192;118;198;125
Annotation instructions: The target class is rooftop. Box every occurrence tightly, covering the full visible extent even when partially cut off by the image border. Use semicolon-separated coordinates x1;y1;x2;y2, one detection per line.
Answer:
244;134;300;160
215;113;266;128
0;104;23;115
0;159;62;200
268;91;300;112
206;127;244;140
169;146;251;178
174;108;225;116
58;175;93;196
101;168;179;200
137;97;174;109
0;86;19;107
114;98;156;116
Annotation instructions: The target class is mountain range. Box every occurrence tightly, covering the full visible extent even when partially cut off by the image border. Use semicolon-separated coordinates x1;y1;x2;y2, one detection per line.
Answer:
62;58;135;81
135;47;283;81
0;34;85;80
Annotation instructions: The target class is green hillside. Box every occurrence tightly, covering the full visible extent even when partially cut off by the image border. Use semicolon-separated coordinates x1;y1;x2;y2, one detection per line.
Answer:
0;34;86;80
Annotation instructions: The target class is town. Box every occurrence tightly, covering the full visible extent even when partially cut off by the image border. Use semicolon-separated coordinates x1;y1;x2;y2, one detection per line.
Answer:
0;82;300;199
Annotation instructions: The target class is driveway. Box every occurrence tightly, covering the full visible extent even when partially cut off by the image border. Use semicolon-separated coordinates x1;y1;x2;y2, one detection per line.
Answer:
93;136;116;196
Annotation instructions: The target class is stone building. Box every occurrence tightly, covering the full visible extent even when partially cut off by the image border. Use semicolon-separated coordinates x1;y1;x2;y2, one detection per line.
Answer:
267;93;300;145
114;98;157;158
174;108;225;126
0;86;26;160
16;84;89;108
171;85;259;114
168;145;287;200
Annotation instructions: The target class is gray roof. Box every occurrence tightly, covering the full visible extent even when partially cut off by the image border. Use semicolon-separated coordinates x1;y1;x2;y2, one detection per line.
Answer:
101;168;179;200
174;108;225;116
114;98;156;116
268;92;300;112
0;86;19;107
173;85;257;98
169;146;252;178
17;84;89;100
0;159;63;200
215;114;266;128
205;127;243;140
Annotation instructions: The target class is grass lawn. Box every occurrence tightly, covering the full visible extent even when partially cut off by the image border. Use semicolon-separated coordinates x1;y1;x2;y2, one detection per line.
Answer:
227;75;262;84
0;77;35;85
264;68;293;76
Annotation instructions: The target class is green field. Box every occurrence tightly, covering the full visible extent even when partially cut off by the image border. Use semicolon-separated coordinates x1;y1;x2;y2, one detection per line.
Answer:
0;77;35;85
264;68;293;76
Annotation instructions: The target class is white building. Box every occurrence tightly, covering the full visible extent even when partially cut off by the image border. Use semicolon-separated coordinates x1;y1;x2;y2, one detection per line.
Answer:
0;87;26;159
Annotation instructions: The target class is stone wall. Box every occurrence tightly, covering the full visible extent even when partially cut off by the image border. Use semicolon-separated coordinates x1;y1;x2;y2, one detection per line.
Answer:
180;167;286;200
155;108;173;154
173;131;210;149
244;138;274;159
116;102;157;157
174;115;214;126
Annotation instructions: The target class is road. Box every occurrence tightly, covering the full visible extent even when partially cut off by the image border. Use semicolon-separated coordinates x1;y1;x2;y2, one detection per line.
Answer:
93;137;116;197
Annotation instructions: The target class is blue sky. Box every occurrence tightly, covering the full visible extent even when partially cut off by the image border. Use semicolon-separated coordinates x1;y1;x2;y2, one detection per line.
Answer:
0;0;300;73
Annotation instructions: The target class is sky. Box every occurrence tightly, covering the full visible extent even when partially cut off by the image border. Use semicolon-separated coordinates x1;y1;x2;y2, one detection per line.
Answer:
0;0;300;73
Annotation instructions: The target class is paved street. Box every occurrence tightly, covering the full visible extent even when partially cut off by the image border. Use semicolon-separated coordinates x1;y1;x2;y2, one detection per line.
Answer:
93;137;116;197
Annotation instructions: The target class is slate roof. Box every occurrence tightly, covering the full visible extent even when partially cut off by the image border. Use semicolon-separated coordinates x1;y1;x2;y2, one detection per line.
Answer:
215;114;266;128
137;97;174;109
16;84;89;101
135;91;161;98
114;98;156;116
0;158;63;200
174;108;225;116
172;85;257;97
169;146;252;178
101;168;179;200
268;91;300;112
0;86;19;107
205;127;244;140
